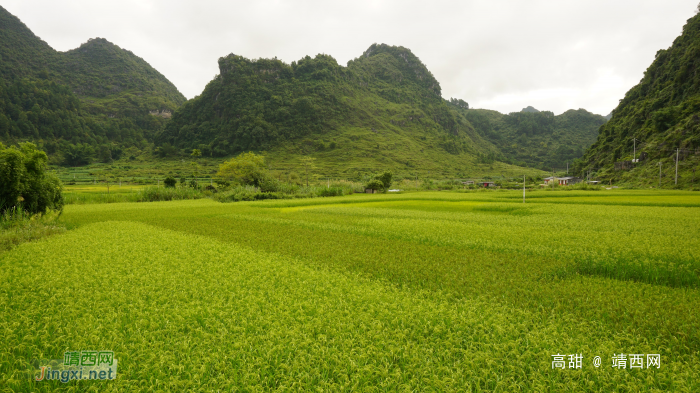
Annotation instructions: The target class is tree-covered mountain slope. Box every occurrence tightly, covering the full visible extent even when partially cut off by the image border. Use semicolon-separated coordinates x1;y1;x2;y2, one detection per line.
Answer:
156;44;531;177
454;107;606;171
575;12;700;187
59;38;185;116
0;6;185;165
0;5;57;80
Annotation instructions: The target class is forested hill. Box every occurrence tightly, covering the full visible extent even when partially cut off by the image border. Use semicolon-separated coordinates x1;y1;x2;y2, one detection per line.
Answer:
575;12;700;185
0;6;185;165
156;43;508;177
455;107;606;170
60;38;186;115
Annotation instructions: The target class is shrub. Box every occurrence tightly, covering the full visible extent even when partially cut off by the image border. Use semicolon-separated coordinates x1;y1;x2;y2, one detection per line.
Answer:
0;142;63;215
137;186;204;202
317;187;344;197
164;177;177;188
214;179;231;190
259;177;280;193
376;171;393;190
217;152;269;187
365;179;384;192
365;171;393;193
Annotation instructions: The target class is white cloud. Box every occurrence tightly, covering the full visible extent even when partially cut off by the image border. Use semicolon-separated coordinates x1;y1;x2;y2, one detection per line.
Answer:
3;0;697;115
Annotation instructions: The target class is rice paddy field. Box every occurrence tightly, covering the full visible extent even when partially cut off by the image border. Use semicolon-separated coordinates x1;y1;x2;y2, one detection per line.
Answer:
1;189;699;391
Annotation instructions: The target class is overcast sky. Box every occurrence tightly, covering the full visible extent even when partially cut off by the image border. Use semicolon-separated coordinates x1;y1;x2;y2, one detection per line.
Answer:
4;0;698;115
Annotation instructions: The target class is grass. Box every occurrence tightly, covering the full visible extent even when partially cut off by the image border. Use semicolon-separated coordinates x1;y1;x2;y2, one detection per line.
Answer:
1;190;699;391
0;208;66;255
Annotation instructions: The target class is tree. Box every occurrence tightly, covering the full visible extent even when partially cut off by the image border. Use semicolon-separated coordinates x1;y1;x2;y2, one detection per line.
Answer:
103;174;115;194
191;149;202;159
376;171;393;190
365;171;393;192
63;143;94;166
217;152;269;187
0;142;63;215
164;177;176;188
449;98;469;109
365;179;384;192
154;144;178;158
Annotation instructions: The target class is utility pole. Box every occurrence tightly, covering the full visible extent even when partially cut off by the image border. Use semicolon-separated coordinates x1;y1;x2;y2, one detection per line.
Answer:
566;162;568;175
523;175;526;203
659;162;662;188
675;148;679;185
632;138;638;162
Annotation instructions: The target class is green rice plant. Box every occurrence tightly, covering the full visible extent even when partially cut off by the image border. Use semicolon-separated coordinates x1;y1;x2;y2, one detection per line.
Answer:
4;190;699;391
1;221;698;391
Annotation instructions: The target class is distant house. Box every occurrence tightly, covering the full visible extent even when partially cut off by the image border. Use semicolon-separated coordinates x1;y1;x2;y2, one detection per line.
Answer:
479;181;496;187
461;180;475;185
544;177;582;186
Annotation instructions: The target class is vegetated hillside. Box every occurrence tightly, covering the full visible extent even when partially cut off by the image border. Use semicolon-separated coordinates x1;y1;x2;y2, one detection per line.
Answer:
455;107;606;171
157;43;533;178
575;11;700;187
60;38;185;117
0;6;185;165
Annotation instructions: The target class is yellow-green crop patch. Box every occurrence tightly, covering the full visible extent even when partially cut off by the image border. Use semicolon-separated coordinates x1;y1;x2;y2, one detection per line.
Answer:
2;190;699;391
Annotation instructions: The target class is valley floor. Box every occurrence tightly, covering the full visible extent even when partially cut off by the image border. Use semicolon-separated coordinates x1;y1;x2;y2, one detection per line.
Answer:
1;190;699;391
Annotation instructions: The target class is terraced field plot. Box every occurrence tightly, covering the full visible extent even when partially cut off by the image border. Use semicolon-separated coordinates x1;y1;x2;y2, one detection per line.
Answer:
1;190;699;391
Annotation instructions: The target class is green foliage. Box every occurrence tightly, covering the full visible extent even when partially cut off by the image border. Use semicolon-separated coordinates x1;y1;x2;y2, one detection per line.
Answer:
0;206;64;254
217;152;269;187
0;7;185;163
448;97;469;109
461;108;606;170
0;142;63;214
315;186;345;197
366;171;392;191
136;186;203;202
154;144;178;158
155;43;494;167
576;12;700;181
258;177;280;193
163;176;176;188
365;179;384;191
375;171;393;190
